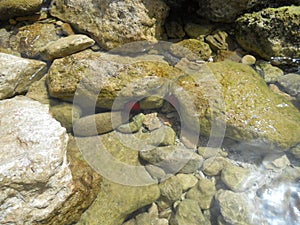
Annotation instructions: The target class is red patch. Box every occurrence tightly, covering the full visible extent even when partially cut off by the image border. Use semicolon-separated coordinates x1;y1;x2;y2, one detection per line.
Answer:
124;101;141;114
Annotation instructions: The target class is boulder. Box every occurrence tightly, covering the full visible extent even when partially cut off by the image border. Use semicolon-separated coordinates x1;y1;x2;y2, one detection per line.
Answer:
0;96;73;224
235;6;300;61
277;73;300;102
50;0;169;49
0;53;47;100
0;0;43;20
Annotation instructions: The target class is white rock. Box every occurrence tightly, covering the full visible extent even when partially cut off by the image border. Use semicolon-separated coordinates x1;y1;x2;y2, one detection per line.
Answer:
0;96;73;224
0;53;47;100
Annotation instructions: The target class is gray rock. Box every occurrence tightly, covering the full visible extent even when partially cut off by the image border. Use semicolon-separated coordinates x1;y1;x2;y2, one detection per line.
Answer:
255;61;284;83
76;178;160;225
0;53;47;100
159;176;183;203
236;6;300;61
26;75;51;104
40;34;95;61
186;178;216;209
50;0;169;49
262;154;290;172
205;31;229;52
139;146;195;174
277;73;300;102
165;21;185;39
143;112;162;131
197;147;228;159
184;22;215;39
0;0;43;20
179;152;203;174
221;165;252;192
0;96;73;224
215;190;262;225
117;113;145;133
170;199;205;225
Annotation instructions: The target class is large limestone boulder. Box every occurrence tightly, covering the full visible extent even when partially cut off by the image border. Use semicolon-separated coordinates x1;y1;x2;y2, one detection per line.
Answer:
0;0;43;20
0;53;47;100
235;6;300;61
50;0;169;49
175;60;300;151
0;96;73;224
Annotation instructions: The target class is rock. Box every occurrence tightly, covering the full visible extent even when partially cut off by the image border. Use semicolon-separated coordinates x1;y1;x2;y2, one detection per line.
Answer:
241;55;256;65
170;199;205;225
73;111;125;136
117;113;145;133
0;0;43;20
145;164;167;180
215;190;262;225
147;125;176;146
159;176;183;203
165;21;185;39
205;31;229;52
202;157;230;176
140;95;165;110
197;147;228;159
50;0;169;49
290;143;300;160
255;61;284;83
0;96;73;224
184;22;215;39
221;165;252;192
76;178;160;225
186;178;216;209
277;73;300;102
0;52;47;100
269;84;296;102
9;22;62;58
176;173;198;192
262;154;290;172
40;34;95;61
214;49;242;63
26;75;51;104
143;113;163;131
139;146;195;174
179;152;203;174
176;60;300;151
170;39;212;61
235;6;300;61
47;50;180;109
196;0;263;23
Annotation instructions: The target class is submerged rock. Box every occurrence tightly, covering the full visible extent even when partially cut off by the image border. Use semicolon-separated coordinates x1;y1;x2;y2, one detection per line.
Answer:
0;52;47;100
50;0;169;49
277;73;300;102
0;96;73;224
235;6;300;61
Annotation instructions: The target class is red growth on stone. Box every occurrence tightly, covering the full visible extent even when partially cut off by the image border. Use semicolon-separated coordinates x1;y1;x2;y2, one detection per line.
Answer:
124;101;141;114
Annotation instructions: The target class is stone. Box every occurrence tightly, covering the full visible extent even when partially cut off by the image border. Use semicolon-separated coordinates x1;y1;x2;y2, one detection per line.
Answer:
214;50;242;63
205;31;229;52
176;173;198;192
145;164;167;180
0;52;47;100
262;154;290;172
0;96;73;224
269;84;296;102
277;73;300;102
179;152;203;174
76;178;160;225
50;0;169;49
202;157;230;176
9;22;62;58
143;113;162;131
26;75;51;104
140;95;165;110
47;50;180;109
40;34;95;61
221;165;252;192
255;60;284;83
139;146;195;174
184;22;215;39
170;39;212;61
241;55;256;65
0;0;43;20
175;60;300;151
73;111;126;136
159;176;183;203
197;147;228;159
215;190;262;225
170;199;205;225
235;6;300;61
117;113;145;133
165;21;185;39
186;178;216;209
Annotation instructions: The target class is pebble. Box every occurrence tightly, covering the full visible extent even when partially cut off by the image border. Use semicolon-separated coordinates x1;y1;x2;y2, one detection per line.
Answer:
241;54;256;65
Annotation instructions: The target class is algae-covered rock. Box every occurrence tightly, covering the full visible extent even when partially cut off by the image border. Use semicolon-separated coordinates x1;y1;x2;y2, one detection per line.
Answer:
175;60;300;151
235;6;300;61
47;50;181;109
76;178;160;225
50;0;168;49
